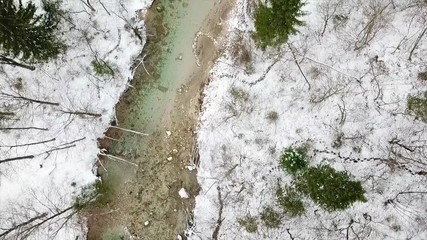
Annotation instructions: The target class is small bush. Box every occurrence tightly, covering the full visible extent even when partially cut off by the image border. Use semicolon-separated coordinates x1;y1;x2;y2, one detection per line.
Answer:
239;46;252;68
230;87;249;102
231;35;253;72
260;207;282;228
73;179;114;211
276;185;304;217
332;132;344;149
237;216;258;233
407;92;427;123
391;224;401;232
276;186;305;217
226;87;253;117
279;147;308;176
296;165;367;211
92;179;114;207
13;78;23;90
266;111;279;123
418;71;427;81
332;14;349;30
92;59;115;76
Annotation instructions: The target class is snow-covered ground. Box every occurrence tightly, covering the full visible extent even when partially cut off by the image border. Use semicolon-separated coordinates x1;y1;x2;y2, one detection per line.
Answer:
0;0;151;239
193;0;427;239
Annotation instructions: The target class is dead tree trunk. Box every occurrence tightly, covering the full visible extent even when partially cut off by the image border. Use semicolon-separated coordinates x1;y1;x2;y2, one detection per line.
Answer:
0;155;35;164
212;187;225;240
0;138;56;148
1;92;59;106
0;112;15;117
0;138;84;164
0;206;75;239
0;213;47;238
408;27;427;61
0;55;35;71
0;127;49;131
60;110;102;117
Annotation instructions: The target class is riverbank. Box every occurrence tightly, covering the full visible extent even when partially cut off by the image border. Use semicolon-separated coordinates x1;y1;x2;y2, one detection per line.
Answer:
89;0;235;239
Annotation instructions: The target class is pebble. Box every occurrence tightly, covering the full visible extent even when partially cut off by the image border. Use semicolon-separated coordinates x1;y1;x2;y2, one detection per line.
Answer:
167;156;173;161
144;221;150;226
186;165;196;171
166;130;172;136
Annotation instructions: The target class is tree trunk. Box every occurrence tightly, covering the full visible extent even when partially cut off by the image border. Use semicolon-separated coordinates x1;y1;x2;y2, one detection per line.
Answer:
0;127;48;131
1;92;60;106
0;138;56;148
0;55;35;71
0;155;35;164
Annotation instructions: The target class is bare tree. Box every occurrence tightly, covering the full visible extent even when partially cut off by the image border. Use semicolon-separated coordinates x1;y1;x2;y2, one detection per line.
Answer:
317;0;345;37
0;137;84;164
354;0;392;50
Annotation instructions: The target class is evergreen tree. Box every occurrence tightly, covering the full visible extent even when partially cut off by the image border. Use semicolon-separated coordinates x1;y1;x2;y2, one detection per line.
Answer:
253;0;305;50
0;0;65;69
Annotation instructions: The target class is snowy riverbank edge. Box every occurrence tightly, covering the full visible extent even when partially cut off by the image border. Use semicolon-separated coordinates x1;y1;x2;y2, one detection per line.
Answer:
0;0;152;239
193;0;427;239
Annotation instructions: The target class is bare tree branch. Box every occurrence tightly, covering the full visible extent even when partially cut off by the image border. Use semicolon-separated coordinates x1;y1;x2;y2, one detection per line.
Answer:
288;43;311;90
0;127;48;131
408;26;427;61
212;187;225;240
1;92;59;106
0;55;35;71
60;110;102;117
0;138;56;148
0;213;47;238
0;155;35;164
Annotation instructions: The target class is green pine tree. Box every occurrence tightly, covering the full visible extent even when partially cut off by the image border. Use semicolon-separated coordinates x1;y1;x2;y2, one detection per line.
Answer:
253;0;305;50
0;0;66;70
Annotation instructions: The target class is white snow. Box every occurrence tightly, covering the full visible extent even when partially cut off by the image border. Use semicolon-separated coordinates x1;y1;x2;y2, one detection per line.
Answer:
192;0;427;239
0;0;152;239
179;187;190;199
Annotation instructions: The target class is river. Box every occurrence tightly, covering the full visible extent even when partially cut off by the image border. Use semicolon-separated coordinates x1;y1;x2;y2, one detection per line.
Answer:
88;0;226;239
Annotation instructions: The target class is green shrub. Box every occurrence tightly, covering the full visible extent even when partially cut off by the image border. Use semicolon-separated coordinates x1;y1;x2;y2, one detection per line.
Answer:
266;111;279;123
92;59;115;76
237;216;258;233
73;182;96;211
260;207;282;228
253;0;305;50
391;224;401;232
296;165;367;211
407;92;427;123
229;87;249;102
279;147;308;175
418;71;427;81
73;179;114;211
276;185;305;217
